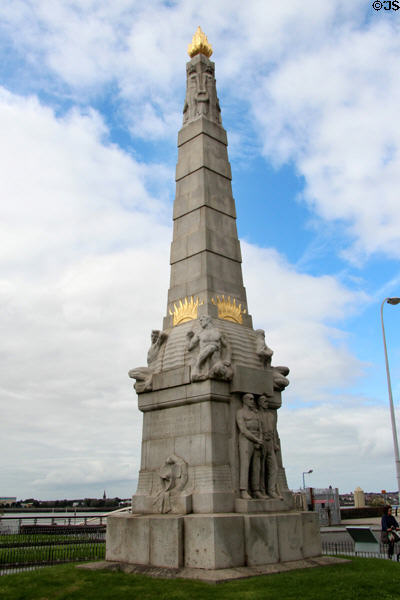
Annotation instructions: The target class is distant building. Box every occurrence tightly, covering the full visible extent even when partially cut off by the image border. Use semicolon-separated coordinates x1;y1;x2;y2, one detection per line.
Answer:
0;497;17;507
354;486;366;508
305;487;341;526
339;491;398;508
339;492;354;506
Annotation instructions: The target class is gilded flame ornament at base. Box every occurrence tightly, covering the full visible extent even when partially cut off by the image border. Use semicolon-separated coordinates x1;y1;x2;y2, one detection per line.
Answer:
169;296;204;326
211;295;246;324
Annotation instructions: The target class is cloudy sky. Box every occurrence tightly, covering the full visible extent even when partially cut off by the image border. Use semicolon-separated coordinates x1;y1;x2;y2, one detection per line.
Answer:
1;0;399;500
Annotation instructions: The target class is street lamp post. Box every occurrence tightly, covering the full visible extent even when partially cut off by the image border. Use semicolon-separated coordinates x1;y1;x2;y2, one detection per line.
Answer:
381;297;400;505
302;469;313;489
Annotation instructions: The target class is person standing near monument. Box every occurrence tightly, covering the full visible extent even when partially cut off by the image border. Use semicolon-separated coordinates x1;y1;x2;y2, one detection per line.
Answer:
381;505;400;560
236;393;264;500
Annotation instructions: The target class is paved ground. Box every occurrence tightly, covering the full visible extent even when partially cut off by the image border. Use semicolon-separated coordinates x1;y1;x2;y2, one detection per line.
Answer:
340;517;382;526
321;517;381;544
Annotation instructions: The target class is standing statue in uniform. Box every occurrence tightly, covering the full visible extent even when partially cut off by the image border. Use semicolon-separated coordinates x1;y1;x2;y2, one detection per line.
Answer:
257;394;281;499
236;393;264;500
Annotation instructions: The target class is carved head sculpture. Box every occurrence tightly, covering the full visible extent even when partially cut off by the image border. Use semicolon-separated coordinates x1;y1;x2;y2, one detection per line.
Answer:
186;60;215;93
151;330;160;344
183;55;221;125
242;393;256;409
199;314;212;329
186;63;198;95
257;394;269;410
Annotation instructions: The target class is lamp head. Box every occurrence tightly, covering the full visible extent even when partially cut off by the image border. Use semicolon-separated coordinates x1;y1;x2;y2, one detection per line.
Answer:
387;298;400;305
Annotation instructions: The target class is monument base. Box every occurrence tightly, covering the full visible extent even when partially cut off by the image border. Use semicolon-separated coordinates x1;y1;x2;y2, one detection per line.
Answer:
234;491;293;513
106;510;322;571
80;555;349;584
132;492;193;515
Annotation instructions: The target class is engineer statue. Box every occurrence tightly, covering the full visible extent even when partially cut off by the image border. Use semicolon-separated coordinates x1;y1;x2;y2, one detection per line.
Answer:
236;393;264;500
257;394;281;499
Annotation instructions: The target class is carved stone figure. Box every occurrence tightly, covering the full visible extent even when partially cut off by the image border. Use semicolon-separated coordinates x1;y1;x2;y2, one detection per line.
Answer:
128;329;168;392
257;394;281;499
183;58;222;126
255;329;274;367
153;454;189;514
272;365;290;391
236;393;264;500
186;315;233;382
254;330;289;390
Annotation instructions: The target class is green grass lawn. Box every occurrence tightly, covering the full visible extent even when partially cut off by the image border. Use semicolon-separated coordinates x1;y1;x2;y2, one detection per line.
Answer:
1;558;400;600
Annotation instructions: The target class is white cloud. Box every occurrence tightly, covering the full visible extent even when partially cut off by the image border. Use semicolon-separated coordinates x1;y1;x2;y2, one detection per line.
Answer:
0;88;171;498
0;3;397;498
1;1;398;264
0;87;170;276
0;86;372;498
252;20;400;262
280;402;397;493
243;243;368;400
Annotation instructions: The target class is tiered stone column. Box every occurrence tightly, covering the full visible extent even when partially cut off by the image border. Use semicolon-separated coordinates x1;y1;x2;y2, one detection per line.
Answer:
106;29;322;575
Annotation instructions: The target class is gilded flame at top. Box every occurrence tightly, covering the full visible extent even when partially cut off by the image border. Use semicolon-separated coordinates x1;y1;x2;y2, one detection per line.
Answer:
187;26;213;58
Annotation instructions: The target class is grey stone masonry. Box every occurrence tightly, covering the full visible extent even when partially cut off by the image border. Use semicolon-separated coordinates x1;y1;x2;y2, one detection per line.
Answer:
106;511;322;570
127;50;294;516
112;37;322;576
164;53;251;330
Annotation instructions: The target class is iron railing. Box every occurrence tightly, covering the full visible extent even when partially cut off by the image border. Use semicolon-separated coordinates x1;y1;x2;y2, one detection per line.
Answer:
322;539;400;560
0;519;106;574
0;515;107;534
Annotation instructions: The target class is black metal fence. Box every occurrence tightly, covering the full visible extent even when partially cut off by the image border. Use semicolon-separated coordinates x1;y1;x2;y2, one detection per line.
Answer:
322;540;400;560
0;517;106;574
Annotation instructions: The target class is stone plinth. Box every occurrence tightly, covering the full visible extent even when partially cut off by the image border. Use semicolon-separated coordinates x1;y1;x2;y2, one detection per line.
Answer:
235;493;294;514
106;514;184;568
106;511;321;570
131;372;290;516
133;380;237;514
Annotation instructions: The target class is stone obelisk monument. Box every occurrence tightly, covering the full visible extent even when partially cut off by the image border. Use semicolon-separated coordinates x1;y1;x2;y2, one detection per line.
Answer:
106;28;322;576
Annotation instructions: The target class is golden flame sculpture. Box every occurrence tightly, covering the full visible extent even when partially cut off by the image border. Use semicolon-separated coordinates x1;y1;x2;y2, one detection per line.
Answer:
169;296;204;326
211;295;246;324
188;26;213;58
